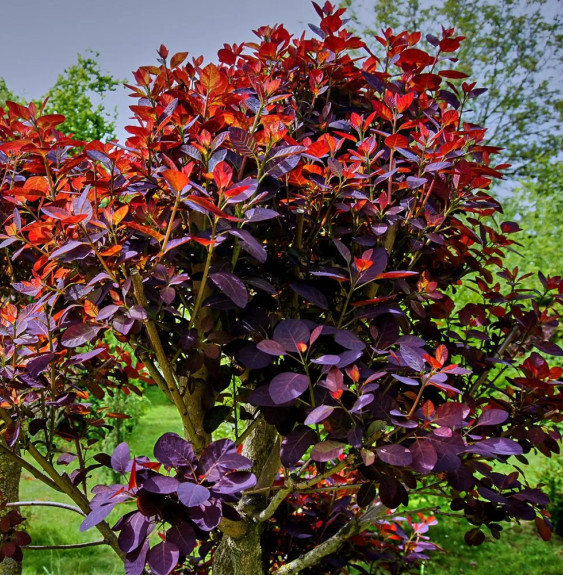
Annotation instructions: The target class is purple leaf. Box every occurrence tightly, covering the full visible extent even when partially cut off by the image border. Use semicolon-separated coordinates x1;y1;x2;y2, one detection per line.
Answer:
256;339;286;356
290;283;329;310
80;503;115;532
466;438;523;456
244;208;280;222
400;345;425;371
266;153;301;178
27;353;55;378
534;341;563;356
142;475;180;495
49;240;88;260
351;393;374;413
229;229;267;263
147;541;179;575
356;248;388;284
163;236;192;254
334;329;365;350
433;402;468;428
238;345;273;369
66;348;105;366
197;439;253;482
311;354;341;365
475;409;509;427
160;286;176;304
166;522;196;556
248;385;292;407
304;405;334;425
125;541;149;575
273;319;310;352
61;323;101;348
334;239;351;263
229;127;257;157
391;374;419;386
111;442;131;474
376;444;413;467
128;305;148;321
96;304;120;321
280;427;316;467
378;477;409;509
177;482;211;507
188;498;222;531
409;439;438;474
118;512;152;553
210;272;248;308
269;372;310;404
153;433;196;469
311;440;345;462
336;350;364;368
212;471;256;495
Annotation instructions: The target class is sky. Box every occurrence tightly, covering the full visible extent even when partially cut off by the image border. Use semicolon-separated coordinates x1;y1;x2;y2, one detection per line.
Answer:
0;0;319;139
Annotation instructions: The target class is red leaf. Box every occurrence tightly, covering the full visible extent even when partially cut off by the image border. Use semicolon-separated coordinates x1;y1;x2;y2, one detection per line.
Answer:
126;221;165;242
384;134;409;149
213;161;233;190
163;169;190;192
396;92;414;113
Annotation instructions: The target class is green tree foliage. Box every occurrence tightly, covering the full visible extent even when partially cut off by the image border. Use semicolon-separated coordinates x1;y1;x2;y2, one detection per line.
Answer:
504;160;563;277
0;51;119;141
342;0;563;174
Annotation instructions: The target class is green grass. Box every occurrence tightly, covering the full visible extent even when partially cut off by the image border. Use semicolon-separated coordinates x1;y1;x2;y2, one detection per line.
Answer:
18;388;563;574
426;515;563;575
20;386;181;575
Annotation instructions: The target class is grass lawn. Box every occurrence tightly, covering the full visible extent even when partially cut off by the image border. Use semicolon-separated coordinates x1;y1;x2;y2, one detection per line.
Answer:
19;386;182;575
17;387;563;574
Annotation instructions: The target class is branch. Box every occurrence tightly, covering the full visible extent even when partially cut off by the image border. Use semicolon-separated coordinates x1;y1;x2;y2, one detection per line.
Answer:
274;503;387;575
255;458;350;522
256;482;293;523
24;540;105;551
23;442;124;561
130;270;202;452
0;439;61;494
468;325;519;396
6;501;85;516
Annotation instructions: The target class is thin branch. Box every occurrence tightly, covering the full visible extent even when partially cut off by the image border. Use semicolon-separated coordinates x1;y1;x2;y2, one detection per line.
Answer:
468;325;519;395
274;503;387;575
6;501;85;516
256;482;294;523
0;440;61;493
24;540;105;551
255;458;351;522
130;270;202;452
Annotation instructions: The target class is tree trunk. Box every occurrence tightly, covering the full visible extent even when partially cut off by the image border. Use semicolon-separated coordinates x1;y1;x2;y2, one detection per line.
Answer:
213;417;279;575
0;452;22;575
213;520;265;575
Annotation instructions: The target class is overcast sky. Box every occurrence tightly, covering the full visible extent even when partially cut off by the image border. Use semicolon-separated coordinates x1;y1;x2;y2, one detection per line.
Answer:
0;0;318;139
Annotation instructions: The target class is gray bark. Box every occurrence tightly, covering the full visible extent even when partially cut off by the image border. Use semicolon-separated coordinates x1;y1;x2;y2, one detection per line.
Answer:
0;452;22;575
213;417;278;575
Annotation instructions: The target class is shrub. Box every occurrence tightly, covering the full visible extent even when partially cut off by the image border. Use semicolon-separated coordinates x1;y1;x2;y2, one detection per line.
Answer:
0;2;561;574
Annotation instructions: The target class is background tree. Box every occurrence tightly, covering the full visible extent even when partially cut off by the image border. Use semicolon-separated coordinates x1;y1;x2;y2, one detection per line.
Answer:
504;159;563;277
341;0;563;175
0;51;119;141
0;3;561;574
